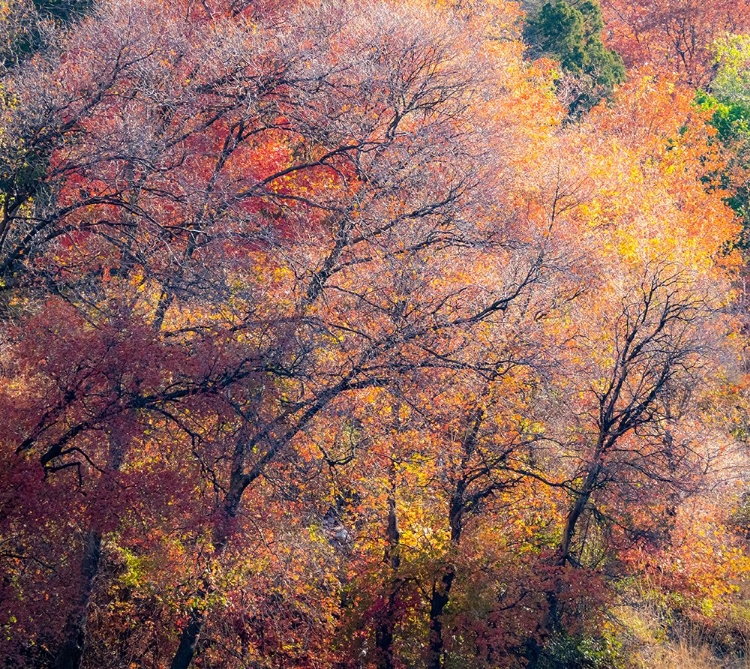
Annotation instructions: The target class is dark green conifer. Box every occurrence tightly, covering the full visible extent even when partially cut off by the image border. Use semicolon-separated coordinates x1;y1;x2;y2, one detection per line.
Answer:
524;0;625;115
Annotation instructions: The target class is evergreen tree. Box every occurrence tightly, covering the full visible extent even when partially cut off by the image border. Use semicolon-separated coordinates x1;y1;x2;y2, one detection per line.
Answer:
524;0;625;114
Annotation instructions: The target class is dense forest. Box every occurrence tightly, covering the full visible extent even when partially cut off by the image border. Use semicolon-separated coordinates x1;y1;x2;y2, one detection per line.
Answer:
1;0;750;667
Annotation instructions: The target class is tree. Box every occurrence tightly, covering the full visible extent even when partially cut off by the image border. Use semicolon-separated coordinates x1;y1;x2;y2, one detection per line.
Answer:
519;73;742;664
524;0;625;114
696;35;750;244
0;0;561;666
0;0;745;667
600;0;750;86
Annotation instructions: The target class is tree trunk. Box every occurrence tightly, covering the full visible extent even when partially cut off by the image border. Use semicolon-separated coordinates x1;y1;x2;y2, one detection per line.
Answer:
426;568;455;669
558;461;601;565
375;588;399;669
55;531;101;669
168;469;246;669
375;486;401;669
170;607;206;669
526;459;604;666
424;490;465;669
55;431;124;669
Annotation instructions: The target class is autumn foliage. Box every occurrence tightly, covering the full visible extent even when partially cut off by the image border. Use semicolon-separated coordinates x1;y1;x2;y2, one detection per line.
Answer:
0;0;748;668
600;0;750;86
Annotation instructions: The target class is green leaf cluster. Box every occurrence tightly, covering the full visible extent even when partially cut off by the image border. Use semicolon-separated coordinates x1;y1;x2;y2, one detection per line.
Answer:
696;35;750;244
536;632;623;669
523;0;625;114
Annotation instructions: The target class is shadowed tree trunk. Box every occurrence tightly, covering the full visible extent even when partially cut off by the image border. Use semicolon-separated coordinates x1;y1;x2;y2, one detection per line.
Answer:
426;568;456;669
375;456;402;669
55;531;101;669
55;434;124;669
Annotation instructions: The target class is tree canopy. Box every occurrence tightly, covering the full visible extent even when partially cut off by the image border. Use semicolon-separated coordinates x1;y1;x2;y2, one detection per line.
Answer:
0;1;748;668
